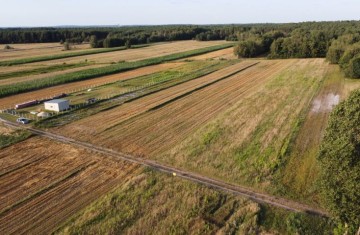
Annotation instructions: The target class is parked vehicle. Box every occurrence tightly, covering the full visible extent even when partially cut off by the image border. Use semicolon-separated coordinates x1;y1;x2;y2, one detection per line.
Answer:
16;118;30;124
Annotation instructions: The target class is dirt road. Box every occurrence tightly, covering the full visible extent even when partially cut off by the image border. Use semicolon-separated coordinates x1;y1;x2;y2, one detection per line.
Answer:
1;118;329;217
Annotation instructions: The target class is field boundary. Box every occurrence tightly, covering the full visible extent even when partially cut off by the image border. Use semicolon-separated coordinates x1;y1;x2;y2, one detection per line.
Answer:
0;45;148;66
0;43;234;98
0;118;329;218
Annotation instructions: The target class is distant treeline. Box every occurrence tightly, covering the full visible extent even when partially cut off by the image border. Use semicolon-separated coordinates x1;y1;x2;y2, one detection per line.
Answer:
0;25;245;45
231;21;360;78
2;22;360;77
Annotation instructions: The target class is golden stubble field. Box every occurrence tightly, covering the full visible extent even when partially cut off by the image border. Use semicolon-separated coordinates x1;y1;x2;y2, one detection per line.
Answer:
0;43;91;61
0;136;139;235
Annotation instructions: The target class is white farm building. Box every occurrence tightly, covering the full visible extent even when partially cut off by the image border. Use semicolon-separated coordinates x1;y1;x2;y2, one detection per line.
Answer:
44;99;69;112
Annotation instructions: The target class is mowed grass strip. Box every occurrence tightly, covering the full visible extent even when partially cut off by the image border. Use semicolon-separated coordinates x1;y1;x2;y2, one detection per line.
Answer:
0;45;147;66
0;43;234;98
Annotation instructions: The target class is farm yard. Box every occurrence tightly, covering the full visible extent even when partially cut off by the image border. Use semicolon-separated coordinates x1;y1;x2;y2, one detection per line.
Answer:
0;31;359;234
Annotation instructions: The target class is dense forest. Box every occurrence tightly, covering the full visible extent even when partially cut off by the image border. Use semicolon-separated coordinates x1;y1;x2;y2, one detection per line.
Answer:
2;22;360;77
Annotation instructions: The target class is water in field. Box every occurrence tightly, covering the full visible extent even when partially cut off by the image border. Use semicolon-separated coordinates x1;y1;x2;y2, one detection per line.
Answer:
311;93;340;113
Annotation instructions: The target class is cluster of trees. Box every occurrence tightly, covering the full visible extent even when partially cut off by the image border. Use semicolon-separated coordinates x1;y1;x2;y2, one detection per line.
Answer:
318;90;360;234
233;31;284;57
326;34;360;78
268;30;329;58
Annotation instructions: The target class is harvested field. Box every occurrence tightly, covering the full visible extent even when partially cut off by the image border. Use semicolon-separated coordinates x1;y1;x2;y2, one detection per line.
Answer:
185;47;236;60
55;169;262;235
278;63;345;202
55;60;292;157
152;59;329;194
0;43;90;61
7;41;227;67
55;60;259;136
0;136;138;235
0;62;182;108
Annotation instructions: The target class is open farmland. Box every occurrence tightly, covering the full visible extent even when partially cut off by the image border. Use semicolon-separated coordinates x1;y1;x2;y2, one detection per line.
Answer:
53;59;293;157
52;58;335;205
0;43;90;61
54;60;260;136
3;41;227;67
185;47;237;61
0;136;138;235
0;62;182;108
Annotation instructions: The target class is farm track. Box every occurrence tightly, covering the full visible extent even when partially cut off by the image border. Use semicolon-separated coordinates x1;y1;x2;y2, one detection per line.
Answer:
57;61;259;136
0;136;138;235
0;63;182;108
1;119;329;219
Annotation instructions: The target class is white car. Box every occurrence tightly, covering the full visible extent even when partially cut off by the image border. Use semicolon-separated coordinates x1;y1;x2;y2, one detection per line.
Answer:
16;118;30;124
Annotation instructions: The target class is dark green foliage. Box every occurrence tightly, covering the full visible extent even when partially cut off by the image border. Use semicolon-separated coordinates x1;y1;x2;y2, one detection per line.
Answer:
318;90;360;233
0;43;234;98
269;30;329;58
346;56;360;78
63;41;71;51
234;30;284;58
89;35;99;48
259;205;334;235
125;39;131;49
3;45;13;50
234;40;264;58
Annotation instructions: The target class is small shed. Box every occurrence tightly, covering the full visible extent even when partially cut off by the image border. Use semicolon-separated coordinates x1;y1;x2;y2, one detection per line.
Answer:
44;99;69;112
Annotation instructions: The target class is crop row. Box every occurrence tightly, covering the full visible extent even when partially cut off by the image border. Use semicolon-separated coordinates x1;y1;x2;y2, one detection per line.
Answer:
0;43;234;98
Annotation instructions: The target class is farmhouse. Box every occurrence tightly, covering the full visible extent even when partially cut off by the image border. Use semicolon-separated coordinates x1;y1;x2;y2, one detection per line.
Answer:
44;99;69;112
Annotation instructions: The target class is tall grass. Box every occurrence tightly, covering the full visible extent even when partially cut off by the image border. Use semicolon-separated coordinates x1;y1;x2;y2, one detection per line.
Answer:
0;43;234;98
0;44;147;66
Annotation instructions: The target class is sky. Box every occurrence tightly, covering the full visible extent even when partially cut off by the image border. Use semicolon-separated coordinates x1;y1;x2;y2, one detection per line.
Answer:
1;0;359;27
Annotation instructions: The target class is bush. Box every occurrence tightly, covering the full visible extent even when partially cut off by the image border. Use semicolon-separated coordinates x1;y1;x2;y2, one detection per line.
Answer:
4;45;13;50
234;40;263;58
346;55;360;78
63;41;71;51
318;90;360;233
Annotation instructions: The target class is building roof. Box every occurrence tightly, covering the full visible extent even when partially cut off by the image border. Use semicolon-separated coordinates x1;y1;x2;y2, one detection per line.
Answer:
44;99;69;104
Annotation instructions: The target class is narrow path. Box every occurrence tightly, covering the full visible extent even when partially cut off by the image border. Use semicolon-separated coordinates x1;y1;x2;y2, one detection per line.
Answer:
1;118;329;218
